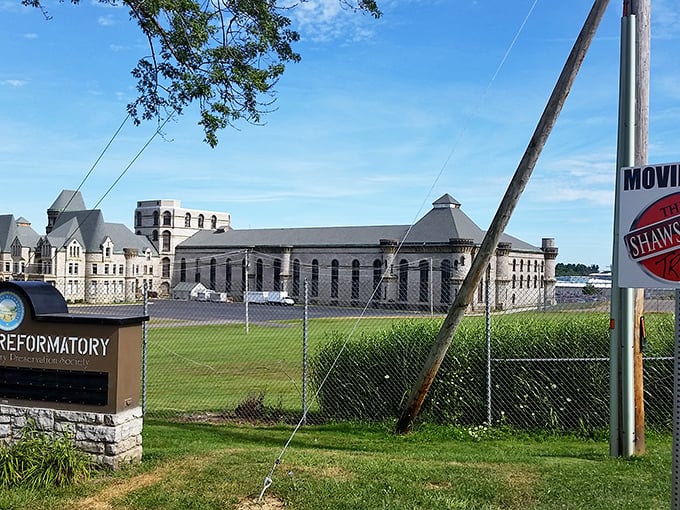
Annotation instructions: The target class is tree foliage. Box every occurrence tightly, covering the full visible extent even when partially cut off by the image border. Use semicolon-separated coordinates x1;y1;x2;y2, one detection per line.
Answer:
555;263;600;277
23;0;381;147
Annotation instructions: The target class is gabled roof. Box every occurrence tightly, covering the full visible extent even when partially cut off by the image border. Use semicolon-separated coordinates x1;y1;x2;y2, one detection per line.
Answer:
173;281;207;292
0;215;40;252
47;210;157;255
181;224;408;249
178;194;540;252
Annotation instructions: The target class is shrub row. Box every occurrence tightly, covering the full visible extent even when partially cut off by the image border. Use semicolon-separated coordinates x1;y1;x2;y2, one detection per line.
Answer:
309;313;674;431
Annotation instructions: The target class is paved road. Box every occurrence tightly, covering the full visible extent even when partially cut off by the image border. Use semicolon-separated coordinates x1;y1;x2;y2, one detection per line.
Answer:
70;299;421;323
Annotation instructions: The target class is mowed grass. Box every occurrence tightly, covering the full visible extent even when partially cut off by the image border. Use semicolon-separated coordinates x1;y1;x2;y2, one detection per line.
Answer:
1;420;671;509
146;316;400;414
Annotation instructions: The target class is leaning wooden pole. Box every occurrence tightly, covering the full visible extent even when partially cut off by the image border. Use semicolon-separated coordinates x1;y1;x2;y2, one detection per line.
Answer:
395;0;611;434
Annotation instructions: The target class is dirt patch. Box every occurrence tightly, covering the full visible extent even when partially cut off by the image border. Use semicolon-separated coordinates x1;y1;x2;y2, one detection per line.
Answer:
68;451;244;509
70;471;166;510
236;495;286;509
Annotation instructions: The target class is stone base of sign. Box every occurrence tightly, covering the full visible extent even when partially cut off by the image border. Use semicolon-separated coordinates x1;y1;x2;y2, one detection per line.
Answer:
0;404;143;470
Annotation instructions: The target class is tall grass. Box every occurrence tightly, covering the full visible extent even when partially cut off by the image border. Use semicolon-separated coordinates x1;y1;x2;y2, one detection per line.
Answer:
310;313;675;431
0;422;93;490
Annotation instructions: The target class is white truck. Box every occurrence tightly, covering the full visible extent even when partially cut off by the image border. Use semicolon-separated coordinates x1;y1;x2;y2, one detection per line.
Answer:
244;291;295;306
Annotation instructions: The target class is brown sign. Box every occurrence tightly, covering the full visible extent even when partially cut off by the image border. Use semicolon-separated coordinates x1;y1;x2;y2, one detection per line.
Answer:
0;282;146;413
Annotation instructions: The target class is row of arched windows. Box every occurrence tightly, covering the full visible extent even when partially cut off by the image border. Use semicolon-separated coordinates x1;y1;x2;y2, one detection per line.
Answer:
135;210;218;230
178;256;457;304
512;274;542;289
512;259;544;273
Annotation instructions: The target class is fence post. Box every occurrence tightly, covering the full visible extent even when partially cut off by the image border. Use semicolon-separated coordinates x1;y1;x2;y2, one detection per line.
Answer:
485;266;492;425
142;281;148;416
302;278;309;423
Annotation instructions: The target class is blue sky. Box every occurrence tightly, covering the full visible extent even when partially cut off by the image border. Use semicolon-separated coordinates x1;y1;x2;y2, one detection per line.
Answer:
1;0;679;270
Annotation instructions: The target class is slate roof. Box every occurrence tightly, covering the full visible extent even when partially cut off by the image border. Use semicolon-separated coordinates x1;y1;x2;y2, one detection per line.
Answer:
47;210;157;254
0;215;41;251
48;189;86;213
178;194;541;252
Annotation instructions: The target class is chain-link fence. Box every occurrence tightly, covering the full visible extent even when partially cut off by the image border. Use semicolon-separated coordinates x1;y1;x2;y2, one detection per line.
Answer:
70;259;675;431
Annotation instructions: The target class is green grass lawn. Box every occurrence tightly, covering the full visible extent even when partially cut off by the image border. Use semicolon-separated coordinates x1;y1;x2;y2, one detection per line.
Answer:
145;317;399;415
1;421;671;509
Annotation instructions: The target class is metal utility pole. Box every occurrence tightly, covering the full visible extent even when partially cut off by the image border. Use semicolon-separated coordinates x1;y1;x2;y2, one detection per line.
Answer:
395;0;611;434
610;0;649;459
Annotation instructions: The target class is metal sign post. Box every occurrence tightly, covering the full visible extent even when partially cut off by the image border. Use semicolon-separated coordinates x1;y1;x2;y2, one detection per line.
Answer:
673;290;680;508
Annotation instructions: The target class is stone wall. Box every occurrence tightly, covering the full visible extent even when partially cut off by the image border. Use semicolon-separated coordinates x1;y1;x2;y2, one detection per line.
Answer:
0;405;143;470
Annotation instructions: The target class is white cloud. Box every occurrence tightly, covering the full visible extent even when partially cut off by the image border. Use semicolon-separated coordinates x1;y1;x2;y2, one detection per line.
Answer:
98;15;115;26
1;79;28;87
289;0;378;43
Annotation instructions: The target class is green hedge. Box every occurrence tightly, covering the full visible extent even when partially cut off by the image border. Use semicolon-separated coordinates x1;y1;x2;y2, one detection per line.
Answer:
310;313;674;431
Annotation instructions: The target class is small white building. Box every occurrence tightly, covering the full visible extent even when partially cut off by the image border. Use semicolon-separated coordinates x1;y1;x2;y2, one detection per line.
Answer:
172;281;208;300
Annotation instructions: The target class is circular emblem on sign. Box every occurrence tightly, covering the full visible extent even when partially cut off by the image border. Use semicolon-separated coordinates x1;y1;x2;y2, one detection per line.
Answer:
0;291;25;331
624;192;680;283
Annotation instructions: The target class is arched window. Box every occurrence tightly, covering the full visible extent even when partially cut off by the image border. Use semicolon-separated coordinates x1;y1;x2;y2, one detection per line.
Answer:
152;230;158;241
273;258;281;291
162;231;171;252
162;257;171;278
153;210;159;226
419;260;429;303
135;211;142;227
184;213;191;227
180;258;186;282
373;259;382;300
441;259;452;304
331;259;339;298
210;258;216;290
512;274;516;289
194;259;201;283
198;214;205;228
512;259;517;271
398;259;408;301
534;275;538;288
256;259;263;291
292;259;300;297
211;215;217;229
520;260;524;272
162;211;172;226
225;258;232;292
311;260;319;297
351;260;360;300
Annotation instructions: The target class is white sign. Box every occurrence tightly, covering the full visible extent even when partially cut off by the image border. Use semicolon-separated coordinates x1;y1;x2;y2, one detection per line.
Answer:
618;162;680;288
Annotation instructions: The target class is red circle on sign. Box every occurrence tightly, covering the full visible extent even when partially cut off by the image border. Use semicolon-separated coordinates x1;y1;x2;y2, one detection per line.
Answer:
628;192;680;283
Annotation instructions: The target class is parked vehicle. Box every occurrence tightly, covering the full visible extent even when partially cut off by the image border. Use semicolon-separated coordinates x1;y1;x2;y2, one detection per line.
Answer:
244;291;295;305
